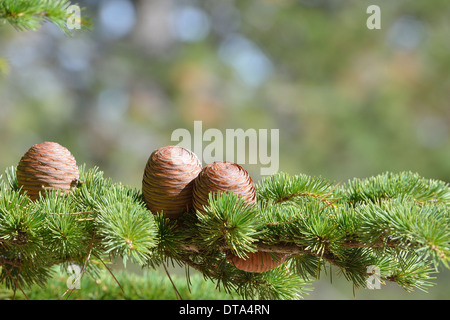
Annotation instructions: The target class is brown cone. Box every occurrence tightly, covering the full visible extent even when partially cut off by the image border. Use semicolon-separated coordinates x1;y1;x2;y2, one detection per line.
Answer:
192;161;256;215
227;251;287;273
142;145;202;219
192;161;281;272
16;142;80;201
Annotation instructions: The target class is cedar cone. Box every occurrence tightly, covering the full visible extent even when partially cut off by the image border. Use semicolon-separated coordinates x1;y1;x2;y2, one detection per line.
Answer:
16;142;80;201
192;161;278;272
227;251;287;273
142;145;202;219
192;161;256;215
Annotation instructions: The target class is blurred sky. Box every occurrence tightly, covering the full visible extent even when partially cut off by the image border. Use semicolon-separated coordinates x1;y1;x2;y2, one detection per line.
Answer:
0;0;449;299
1;0;450;186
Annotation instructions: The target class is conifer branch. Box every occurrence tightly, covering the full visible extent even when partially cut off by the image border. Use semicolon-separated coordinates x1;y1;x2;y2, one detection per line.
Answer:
1;164;449;299
0;0;91;33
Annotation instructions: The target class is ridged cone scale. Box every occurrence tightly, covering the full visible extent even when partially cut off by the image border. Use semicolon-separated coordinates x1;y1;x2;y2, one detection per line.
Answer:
227;251;287;273
16;141;79;201
142;145;202;219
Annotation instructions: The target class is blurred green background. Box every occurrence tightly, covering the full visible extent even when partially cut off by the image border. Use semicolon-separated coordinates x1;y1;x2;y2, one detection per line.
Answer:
0;0;449;299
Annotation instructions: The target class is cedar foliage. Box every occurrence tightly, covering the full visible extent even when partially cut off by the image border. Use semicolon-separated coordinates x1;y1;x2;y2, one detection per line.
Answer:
0;0;90;33
1;164;449;299
1;1;449;300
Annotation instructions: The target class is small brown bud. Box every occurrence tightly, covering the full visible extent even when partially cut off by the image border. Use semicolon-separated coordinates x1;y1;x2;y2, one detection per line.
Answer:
227;251;287;273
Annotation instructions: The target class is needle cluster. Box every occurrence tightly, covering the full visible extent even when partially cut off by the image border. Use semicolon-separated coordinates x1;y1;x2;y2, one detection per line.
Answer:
2;164;447;299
